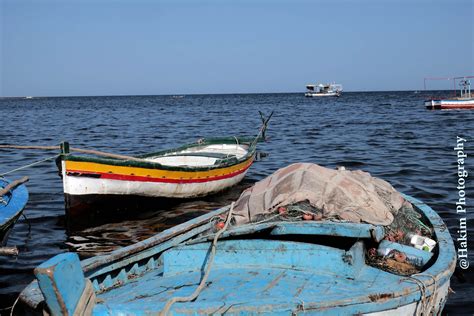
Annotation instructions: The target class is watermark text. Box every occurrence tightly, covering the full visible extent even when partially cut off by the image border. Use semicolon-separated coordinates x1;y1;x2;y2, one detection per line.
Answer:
455;136;469;269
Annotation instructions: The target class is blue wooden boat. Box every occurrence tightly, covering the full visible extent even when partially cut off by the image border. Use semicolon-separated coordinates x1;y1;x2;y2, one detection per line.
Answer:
19;194;455;315
0;177;29;246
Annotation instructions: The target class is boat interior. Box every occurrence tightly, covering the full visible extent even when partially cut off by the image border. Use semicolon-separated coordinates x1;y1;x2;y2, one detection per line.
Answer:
87;217;439;314
145;144;249;167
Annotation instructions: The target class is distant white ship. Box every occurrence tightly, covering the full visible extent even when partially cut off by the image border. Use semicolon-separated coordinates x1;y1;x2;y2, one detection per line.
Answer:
305;83;342;97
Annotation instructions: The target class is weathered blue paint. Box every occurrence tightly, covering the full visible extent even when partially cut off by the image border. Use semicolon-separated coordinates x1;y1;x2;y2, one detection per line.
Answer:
0;177;29;246
20;194;457;315
34;253;86;316
270;221;385;241
163;239;365;278
187;220;384;245
20;205;230;309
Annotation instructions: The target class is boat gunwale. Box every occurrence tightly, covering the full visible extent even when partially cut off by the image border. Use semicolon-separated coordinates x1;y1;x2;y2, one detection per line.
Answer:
0;178;29;229
61;136;260;172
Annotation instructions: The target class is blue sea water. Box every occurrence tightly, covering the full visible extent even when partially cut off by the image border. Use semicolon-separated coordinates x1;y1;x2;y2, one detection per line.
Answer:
0;92;473;313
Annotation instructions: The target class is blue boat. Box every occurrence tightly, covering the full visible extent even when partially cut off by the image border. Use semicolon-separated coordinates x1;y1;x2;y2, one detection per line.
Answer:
0;177;29;246
19;193;455;315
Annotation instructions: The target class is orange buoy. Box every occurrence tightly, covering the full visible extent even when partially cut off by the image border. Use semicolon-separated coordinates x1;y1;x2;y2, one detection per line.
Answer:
394;251;407;263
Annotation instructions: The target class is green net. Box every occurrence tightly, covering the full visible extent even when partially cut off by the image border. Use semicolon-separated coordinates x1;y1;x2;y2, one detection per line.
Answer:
384;204;432;242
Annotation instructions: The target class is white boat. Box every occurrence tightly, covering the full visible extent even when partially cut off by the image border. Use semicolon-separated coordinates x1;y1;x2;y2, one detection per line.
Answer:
305;83;342;97
53;112;273;229
425;98;474;109
424;76;474;109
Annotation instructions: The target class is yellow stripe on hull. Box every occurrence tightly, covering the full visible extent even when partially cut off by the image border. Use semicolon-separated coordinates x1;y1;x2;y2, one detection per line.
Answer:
65;157;254;180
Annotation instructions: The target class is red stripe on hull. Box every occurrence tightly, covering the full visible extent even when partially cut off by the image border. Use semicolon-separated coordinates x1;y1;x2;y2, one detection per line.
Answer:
66;163;253;184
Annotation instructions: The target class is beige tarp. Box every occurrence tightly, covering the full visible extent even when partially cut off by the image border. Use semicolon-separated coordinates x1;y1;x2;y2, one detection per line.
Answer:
233;163;408;226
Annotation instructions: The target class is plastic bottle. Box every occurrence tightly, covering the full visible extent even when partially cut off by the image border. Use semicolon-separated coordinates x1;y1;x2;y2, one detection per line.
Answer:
377;248;424;267
403;253;424;267
406;233;436;252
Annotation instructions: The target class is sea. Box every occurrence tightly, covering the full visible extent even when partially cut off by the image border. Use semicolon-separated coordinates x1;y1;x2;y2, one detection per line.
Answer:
0;92;473;314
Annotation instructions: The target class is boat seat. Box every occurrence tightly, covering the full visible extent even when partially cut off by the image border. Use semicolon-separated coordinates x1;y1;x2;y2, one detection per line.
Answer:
269;221;385;241
188;221;386;245
164;152;237;159
161;239;366;279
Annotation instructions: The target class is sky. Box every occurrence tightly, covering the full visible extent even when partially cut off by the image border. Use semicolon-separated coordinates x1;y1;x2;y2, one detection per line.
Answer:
0;0;473;96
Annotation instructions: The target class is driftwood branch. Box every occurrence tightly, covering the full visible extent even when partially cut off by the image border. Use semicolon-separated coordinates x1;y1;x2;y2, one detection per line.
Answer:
0;246;19;256
0;176;29;196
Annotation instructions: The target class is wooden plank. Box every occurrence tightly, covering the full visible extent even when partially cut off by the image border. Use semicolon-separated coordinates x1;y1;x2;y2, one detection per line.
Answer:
0;176;29;197
81;205;229;273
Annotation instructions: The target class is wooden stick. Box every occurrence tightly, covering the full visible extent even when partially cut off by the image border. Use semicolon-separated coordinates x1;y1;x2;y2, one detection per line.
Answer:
69;147;145;162
0;176;29;196
0;246;19;256
0;145;145;162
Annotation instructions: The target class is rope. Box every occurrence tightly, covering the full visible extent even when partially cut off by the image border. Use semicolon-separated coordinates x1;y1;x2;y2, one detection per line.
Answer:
9;295;20;316
414;273;438;315
402;273;437;316
0;155;59;176
0;145;146;162
160;202;235;316
22;212;32;232
403;276;427;316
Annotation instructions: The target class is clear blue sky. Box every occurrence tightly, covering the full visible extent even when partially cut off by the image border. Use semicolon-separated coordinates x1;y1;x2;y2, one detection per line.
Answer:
1;0;472;96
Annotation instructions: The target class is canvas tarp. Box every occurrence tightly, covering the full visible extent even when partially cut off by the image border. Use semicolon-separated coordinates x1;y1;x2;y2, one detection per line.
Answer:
232;163;409;226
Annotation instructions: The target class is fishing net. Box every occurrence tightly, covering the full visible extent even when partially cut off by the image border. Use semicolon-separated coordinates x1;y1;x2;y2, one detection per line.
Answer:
232;163;404;226
384;203;433;242
366;250;420;276
226;163;435;276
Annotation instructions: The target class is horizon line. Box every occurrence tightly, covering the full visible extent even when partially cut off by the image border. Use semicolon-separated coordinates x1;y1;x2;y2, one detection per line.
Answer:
0;89;451;99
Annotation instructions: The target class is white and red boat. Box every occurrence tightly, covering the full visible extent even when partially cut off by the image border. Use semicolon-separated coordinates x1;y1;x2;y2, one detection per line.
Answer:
424;76;474;109
305;83;342;97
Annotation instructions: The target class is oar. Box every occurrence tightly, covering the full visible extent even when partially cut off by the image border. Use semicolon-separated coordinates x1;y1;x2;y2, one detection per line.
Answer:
0;246;19;256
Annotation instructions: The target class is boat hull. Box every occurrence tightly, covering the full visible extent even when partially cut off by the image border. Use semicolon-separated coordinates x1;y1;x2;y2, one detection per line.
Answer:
305;92;340;97
61;159;251;198
425;98;474;109
364;281;449;315
0;178;29;246
62;166;249;229
0;214;22;246
59;149;254;227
